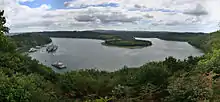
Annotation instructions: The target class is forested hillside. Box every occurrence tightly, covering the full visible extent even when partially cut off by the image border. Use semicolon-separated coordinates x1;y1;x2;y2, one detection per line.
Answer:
25;30;208;51
11;33;52;52
1;10;220;102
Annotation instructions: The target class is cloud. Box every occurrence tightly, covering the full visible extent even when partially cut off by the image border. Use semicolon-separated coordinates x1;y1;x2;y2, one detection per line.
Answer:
165;21;186;26
75;10;142;23
64;2;119;9
1;0;220;33
144;14;154;19
64;0;120;9
183;4;208;16
134;4;146;9
17;0;34;3
75;15;97;22
64;2;71;7
39;4;52;10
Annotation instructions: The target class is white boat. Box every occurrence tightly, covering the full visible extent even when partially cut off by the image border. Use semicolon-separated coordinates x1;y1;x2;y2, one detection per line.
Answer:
46;44;58;52
29;48;37;52
36;46;41;49
51;61;67;69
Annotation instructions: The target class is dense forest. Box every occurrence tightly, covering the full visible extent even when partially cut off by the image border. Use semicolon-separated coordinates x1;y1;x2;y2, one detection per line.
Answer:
21;30;206;41
1;10;220;102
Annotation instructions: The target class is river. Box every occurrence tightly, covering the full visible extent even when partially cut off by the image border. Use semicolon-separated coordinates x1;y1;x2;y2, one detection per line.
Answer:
29;38;203;72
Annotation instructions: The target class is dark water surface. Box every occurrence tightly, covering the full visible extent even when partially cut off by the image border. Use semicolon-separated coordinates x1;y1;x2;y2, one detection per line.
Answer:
29;38;203;72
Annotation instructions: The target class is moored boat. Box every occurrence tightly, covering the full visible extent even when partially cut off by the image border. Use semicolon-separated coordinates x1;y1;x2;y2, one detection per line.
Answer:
51;61;66;69
46;44;58;52
36;46;41;49
29;48;37;52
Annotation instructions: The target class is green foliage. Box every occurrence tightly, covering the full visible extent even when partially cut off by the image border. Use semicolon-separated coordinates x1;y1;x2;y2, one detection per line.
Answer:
85;97;112;102
59;70;116;99
0;10;16;52
0;34;16;52
0;71;58;102
166;74;212;102
197;32;220;73
98;35;121;40
136;62;169;87
198;49;220;73
164;56;201;73
0;52;56;79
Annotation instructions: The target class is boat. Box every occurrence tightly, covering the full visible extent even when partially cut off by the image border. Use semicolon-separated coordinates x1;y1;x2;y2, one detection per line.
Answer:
51;61;67;69
35;46;41;49
29;48;37;52
46;44;58;52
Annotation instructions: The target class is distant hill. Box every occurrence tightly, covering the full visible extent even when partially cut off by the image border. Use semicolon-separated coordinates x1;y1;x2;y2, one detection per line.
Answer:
15;30;208;51
18;30;206;40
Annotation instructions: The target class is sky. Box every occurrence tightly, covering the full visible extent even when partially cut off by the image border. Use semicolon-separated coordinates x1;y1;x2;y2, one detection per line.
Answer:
0;0;220;33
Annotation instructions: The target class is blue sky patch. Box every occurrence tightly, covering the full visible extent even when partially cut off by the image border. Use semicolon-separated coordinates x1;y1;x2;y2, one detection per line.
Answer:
19;0;72;9
69;3;120;9
19;0;119;9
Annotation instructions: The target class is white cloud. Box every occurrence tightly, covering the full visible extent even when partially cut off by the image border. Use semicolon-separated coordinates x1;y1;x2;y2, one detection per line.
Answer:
183;4;208;16
17;0;34;3
1;0;220;33
74;8;142;23
39;4;52;10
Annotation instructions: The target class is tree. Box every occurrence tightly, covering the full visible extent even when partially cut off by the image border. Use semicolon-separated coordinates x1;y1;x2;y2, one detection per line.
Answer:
166;74;212;102
0;10;9;33
135;63;169;87
0;10;15;52
164;56;181;73
0;71;58;102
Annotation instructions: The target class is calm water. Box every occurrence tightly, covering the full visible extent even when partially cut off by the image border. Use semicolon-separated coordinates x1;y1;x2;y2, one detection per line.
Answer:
29;38;203;72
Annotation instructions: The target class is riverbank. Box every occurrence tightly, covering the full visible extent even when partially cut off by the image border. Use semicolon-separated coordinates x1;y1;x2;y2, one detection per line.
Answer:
10;33;52;52
12;33;153;50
